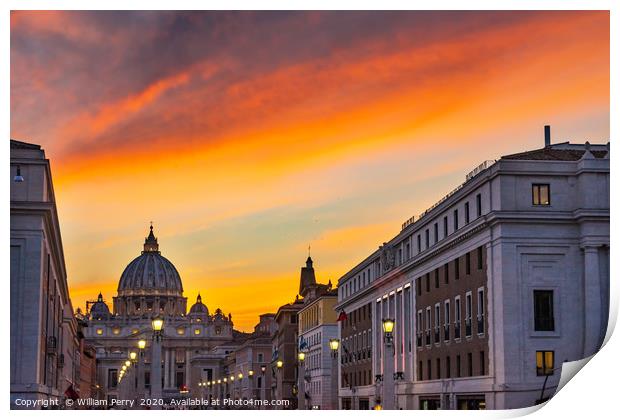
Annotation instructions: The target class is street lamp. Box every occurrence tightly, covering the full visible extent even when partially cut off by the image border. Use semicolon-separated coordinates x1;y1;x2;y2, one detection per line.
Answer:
261;365;266;374
329;339;340;356
138;340;146;350
381;318;396;409
382;318;395;342
298;352;306;362
249;370;254;377
130;351;137;363
125;360;131;367
152;316;164;334
238;373;243;379
276;360;283;369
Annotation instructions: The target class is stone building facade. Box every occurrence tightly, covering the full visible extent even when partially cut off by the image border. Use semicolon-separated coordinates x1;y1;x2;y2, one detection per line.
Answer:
335;136;610;410
10;139;86;408
297;257;339;410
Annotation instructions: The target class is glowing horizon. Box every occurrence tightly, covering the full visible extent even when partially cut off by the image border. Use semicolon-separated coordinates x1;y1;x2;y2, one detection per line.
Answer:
10;11;609;331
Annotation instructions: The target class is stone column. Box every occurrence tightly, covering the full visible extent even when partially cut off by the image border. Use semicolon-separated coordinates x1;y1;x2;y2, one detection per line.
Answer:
185;349;191;390
583;246;603;356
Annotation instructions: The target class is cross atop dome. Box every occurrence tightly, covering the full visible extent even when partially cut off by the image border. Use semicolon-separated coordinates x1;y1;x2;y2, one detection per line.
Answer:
143;223;159;253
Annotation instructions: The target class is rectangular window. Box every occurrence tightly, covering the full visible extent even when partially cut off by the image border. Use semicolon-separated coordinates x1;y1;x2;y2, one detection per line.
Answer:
435;304;441;343
426;273;430;292
406;243;410;260
477;246;483;269
427;360;432;380
417;277;422;296
444;300;450;341
446;356;451;378
480;351;485;376
465;292;472;337
534;290;555;331
454;296;461;339
434;223;439;243
108;369;118;389
417;235;421;254
435;269;439;288
453;209;459;230
454;258;460;280
536;351;554;376
532;184;550;205
456;355;461;378
443;216;448;237
467;352;473;376
418;361;423;381
465;202;470;224
425;229;430;248
477;288;485;335
466;252;471;275
436;358;441;379
444;263;449;284
476;193;482;217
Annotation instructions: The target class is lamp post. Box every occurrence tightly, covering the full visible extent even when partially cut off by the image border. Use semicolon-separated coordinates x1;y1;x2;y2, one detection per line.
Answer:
275;360;283;403
248;370;254;399
382;318;395;410
137;339;146;401
297;352;306;410
150;315;164;408
329;339;340;410
260;365;268;402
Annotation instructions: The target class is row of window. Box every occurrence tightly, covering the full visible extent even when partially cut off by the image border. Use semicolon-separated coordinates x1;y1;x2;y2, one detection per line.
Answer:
342;369;373;388
341;191;487;301
341;329;372;365
340;183;551;302
417;289;485;347
418;351;486;381
416;247;484;296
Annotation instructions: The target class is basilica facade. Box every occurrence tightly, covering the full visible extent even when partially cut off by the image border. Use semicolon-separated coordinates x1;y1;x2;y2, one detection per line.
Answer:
82;226;244;403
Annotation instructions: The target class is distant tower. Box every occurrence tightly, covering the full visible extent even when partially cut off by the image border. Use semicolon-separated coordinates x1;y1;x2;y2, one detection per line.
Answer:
299;255;317;296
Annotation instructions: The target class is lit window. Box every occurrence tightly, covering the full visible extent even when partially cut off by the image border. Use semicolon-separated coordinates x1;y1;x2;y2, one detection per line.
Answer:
96;328;103;335
536;351;554;376
112;327;121;335
177;328;186;335
194;328;201;335
532;184;550;205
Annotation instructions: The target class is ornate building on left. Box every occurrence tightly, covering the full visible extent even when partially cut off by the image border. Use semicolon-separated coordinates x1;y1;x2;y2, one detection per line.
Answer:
10;140;96;409
82;225;246;405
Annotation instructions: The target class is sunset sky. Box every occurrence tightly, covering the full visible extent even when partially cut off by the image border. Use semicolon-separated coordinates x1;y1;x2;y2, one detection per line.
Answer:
10;11;609;331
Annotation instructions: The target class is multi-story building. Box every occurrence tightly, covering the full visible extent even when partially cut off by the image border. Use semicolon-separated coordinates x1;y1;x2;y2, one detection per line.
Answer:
10;139;82;409
297;257;339;410
335;133;610;410
227;314;277;403
272;297;304;409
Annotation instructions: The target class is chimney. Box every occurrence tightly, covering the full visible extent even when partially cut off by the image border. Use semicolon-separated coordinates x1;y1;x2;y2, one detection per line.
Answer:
544;125;551;147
